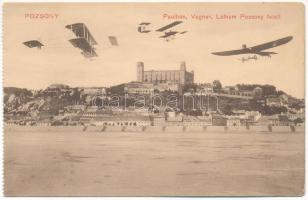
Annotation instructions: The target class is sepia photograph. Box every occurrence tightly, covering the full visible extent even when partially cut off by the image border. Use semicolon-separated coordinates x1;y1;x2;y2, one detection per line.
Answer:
3;2;305;197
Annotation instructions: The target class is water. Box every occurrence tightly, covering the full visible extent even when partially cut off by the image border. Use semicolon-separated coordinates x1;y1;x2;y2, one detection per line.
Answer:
4;129;305;196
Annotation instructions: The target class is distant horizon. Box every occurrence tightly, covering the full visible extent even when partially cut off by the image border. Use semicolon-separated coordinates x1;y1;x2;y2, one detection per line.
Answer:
4;80;304;99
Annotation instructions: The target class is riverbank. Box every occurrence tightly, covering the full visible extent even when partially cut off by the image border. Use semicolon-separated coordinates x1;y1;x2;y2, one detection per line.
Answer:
4;124;304;133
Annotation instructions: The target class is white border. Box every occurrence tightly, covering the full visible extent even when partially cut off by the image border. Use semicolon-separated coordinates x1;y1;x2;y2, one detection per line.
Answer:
0;0;306;199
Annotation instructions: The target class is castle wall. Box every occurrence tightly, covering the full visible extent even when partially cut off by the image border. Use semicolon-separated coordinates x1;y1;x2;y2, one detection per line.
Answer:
137;62;194;85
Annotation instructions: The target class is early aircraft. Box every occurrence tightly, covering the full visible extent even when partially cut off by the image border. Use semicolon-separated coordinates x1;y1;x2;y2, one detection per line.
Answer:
23;40;44;49
156;21;187;41
211;36;293;60
138;21;187;41
159;30;188;41
108;36;119;46
138;22;151;33
66;23;98;58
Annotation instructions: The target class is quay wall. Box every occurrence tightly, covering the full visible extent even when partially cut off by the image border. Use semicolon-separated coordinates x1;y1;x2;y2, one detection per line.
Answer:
4;124;304;133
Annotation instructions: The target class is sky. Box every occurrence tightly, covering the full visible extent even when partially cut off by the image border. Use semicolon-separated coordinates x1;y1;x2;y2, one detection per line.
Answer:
3;3;305;98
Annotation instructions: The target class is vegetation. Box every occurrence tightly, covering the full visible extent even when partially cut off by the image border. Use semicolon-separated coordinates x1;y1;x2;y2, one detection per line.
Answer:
4;80;304;119
213;80;222;92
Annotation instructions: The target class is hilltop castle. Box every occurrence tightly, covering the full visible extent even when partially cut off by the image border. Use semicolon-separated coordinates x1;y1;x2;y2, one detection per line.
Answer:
137;61;194;85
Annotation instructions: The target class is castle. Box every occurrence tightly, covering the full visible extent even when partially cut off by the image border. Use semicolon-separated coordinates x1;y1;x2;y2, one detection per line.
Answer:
137;61;194;85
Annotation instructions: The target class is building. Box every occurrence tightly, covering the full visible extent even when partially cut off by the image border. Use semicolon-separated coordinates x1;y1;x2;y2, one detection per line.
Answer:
137;61;194;85
80;108;151;126
245;111;262;122
229;110;261;125
152;115;166;126
196;83;213;95
211;114;227;126
166;112;183;125
124;82;154;94
222;86;238;94
37;119;51;126
227;117;241;126
201;83;214;94
124;81;182;95
278;115;294;126
266;97;283;107
239;90;254;97
82;87;106;95
279;94;289;103
217;86;263;99
253;87;263;97
183;115;212;126
92;115;151;126
287;112;304;121
257;115;279;126
154;82;181;93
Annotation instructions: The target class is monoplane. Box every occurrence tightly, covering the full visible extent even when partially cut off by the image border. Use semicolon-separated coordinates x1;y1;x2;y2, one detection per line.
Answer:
211;36;293;61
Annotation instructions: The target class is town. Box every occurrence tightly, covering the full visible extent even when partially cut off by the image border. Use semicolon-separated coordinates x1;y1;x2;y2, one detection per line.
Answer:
4;61;305;129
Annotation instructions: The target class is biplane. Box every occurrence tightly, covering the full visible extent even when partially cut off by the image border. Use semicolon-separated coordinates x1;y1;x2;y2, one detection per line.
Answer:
23;40;44;49
156;21;187;41
138;21;187;41
65;23;98;58
211;36;293;61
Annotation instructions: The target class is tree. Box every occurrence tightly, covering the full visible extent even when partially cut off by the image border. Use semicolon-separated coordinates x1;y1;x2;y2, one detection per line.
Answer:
182;83;198;93
294;118;303;125
213;80;222;92
260;105;287;115
277;90;285;96
261;85;277;96
221;104;233;115
154;89;160;94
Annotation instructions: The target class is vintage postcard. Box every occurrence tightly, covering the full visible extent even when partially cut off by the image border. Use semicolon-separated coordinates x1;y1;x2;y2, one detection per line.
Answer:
3;2;305;196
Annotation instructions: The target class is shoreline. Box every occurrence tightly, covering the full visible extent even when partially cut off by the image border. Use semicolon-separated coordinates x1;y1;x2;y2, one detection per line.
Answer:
4;124;304;133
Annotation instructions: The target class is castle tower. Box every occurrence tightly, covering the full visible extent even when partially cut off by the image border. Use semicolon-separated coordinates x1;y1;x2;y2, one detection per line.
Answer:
137;62;144;82
180;61;186;84
191;70;195;84
180;61;186;71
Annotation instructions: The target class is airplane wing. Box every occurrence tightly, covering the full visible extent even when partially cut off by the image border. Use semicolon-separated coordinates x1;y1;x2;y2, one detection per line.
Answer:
156;21;182;32
250;36;293;52
23;40;44;48
160;35;171;38
138;26;151;33
108;36;119;46
68;38;98;57
159;31;178;38
65;23;98;45
212;36;293;56
212;48;251;56
139;22;151;25
81;51;98;58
